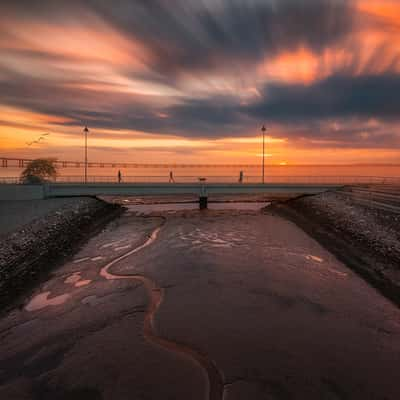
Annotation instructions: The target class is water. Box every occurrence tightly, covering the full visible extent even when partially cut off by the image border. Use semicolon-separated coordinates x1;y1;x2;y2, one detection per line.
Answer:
25;291;70;312
126;202;269;213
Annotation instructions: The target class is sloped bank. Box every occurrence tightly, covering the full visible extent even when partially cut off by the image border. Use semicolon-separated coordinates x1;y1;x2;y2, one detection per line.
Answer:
267;190;400;308
0;197;121;310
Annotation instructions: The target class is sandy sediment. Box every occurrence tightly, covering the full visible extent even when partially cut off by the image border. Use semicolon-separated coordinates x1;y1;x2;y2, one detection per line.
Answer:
0;197;121;309
268;189;400;307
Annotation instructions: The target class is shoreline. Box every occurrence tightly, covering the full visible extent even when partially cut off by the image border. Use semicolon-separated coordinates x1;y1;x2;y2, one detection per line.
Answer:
0;197;122;311
267;191;400;308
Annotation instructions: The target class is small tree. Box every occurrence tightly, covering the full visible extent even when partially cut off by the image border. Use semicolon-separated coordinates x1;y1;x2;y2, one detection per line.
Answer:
21;158;58;184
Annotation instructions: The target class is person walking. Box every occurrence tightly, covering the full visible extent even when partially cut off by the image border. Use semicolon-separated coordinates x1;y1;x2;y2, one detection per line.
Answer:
118;170;122;183
239;170;244;183
169;171;175;183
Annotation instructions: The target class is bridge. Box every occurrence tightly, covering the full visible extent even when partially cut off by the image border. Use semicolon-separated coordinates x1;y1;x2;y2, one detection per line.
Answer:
1;156;397;208
1;157;261;169
0;182;342;208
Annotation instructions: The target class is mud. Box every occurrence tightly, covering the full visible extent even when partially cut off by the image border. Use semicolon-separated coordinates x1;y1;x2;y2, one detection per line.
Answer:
268;191;400;307
0;206;399;399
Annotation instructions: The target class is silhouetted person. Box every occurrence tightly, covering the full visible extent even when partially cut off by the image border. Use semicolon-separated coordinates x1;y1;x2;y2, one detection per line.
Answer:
169;171;175;183
239;170;244;183
118;170;122;183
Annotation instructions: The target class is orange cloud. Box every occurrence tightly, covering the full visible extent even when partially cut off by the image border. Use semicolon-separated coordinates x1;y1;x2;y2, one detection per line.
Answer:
358;0;400;26
0;106;75;125
259;47;320;84
0;16;148;68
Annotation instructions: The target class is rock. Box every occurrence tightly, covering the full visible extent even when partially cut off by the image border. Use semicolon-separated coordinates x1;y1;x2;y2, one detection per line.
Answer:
0;198;121;309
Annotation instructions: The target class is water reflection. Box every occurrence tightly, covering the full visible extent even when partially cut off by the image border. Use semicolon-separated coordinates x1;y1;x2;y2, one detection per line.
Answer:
75;280;91;287
127;202;268;213
65;272;92;288
25;291;70;312
306;255;324;263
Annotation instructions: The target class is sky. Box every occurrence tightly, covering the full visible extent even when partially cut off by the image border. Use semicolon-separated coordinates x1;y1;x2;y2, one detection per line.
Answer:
0;0;400;165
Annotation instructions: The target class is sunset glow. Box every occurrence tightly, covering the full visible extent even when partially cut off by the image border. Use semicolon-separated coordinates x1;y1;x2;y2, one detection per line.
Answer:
1;0;399;165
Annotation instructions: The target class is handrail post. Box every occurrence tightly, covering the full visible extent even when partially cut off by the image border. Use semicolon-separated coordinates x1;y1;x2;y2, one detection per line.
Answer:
43;182;50;199
199;184;208;209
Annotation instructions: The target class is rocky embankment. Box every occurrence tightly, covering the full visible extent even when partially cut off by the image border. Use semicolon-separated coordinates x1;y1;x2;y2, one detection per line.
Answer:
269;189;400;307
0;197;121;309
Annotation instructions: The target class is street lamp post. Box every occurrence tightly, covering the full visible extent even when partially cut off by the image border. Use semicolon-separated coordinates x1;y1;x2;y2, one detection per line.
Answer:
84;126;89;184
261;125;266;184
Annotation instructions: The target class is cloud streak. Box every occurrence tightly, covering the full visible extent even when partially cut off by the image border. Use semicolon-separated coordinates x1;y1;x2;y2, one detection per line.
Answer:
0;0;399;160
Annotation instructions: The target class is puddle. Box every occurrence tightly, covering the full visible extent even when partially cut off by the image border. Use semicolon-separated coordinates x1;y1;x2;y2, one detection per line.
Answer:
128;203;196;214
178;228;246;249
209;202;270;210
73;257;90;264
264;247;348;278
25;291;70;312
75;280;92;287
304;255;348;277
64;272;81;284
101;241;122;249
114;245;132;251
306;255;324;263
65;272;92;288
127;202;268;214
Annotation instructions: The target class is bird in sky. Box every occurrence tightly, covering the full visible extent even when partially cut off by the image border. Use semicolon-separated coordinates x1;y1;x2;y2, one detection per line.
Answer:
26;133;50;146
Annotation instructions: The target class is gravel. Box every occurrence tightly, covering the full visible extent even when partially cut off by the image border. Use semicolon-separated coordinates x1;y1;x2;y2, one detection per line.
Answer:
304;191;400;264
0;198;90;238
0;197;120;309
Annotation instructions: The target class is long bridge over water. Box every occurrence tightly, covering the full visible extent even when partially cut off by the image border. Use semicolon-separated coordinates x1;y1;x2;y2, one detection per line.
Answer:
1;157;262;169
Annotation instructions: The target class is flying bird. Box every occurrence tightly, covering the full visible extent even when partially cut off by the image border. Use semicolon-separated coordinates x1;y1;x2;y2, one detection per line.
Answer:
26;133;51;146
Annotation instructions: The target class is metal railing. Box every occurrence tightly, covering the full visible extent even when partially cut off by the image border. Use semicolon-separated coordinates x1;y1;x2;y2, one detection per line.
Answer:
1;175;400;185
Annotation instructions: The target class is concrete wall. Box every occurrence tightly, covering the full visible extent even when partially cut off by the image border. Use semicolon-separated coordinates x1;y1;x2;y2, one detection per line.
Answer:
0;184;45;200
46;183;341;197
0;182;342;200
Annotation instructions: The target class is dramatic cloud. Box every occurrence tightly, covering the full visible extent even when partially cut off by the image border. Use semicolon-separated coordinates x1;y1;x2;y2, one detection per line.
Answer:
89;0;354;77
249;73;400;121
0;0;399;162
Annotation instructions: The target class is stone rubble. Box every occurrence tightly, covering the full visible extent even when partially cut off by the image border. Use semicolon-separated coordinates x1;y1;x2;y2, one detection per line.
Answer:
0;197;120;308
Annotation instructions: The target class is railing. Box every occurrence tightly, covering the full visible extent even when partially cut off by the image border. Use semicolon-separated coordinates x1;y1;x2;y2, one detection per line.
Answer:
1;175;400;184
0;177;20;184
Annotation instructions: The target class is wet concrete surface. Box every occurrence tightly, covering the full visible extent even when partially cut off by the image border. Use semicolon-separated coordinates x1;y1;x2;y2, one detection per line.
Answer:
0;204;399;399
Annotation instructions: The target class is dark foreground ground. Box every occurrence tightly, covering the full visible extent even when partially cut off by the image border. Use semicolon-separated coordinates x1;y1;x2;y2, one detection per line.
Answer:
0;204;399;399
